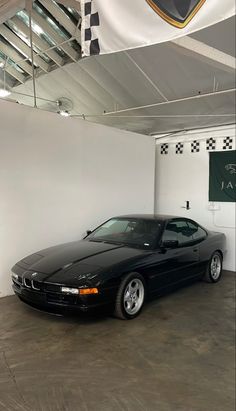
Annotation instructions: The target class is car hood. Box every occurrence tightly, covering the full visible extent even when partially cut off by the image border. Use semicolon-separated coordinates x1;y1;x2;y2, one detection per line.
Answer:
14;240;148;284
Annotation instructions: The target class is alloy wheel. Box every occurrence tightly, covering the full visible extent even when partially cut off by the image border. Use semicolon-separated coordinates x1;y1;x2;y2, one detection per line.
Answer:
210;254;222;280
123;279;145;315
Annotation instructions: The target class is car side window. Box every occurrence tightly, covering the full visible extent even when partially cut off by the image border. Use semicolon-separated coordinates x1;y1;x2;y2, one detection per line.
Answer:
187;221;207;241
162;226;178;242
162;220;193;246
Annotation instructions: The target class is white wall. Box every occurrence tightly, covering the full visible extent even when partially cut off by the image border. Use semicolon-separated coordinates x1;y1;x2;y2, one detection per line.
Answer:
155;125;236;272
0;100;155;297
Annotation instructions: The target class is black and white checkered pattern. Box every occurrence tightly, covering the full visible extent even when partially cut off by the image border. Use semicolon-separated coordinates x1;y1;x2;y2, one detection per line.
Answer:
223;137;233;150
176;142;184;154
160;143;168;155
191;140;200;153
83;1;100;55
206;138;216;151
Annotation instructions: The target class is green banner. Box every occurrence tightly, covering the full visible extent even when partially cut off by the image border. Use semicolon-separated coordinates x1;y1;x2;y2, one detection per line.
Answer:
209;151;236;202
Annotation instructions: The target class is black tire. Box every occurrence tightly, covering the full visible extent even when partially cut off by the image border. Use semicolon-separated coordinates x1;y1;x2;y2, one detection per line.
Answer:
114;272;146;320
203;251;223;283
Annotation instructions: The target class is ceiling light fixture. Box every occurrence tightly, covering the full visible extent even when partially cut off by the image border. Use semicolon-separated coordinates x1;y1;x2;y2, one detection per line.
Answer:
0;89;11;98
59;110;70;117
56;97;73;118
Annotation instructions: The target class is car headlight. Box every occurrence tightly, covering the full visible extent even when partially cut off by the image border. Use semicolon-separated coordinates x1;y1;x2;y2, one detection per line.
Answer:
61;287;79;295
61;287;98;295
12;273;19;281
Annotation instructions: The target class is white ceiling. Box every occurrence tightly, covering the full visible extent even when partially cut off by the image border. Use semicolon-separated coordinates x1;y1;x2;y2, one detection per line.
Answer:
0;1;235;135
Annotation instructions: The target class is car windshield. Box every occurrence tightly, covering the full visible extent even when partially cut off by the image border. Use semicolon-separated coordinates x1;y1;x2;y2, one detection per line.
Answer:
86;218;163;249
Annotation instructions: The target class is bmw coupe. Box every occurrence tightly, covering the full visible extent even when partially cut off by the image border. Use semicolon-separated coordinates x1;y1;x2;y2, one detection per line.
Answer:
12;215;226;319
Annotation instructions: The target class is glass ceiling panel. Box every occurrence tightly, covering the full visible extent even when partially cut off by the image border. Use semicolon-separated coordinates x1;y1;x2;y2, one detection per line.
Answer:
65;6;81;24
0;49;27;75
0;0;82;87
16;9;67;59
53;1;80;26
1;24;38;68
0;67;17;87
9;12;52;64
33;1;70;40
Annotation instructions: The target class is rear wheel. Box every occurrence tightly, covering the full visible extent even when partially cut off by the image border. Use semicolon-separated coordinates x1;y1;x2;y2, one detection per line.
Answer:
204;251;223;283
114;273;146;320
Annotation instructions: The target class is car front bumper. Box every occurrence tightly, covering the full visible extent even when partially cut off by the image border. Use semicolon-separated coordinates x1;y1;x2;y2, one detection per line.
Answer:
12;280;117;315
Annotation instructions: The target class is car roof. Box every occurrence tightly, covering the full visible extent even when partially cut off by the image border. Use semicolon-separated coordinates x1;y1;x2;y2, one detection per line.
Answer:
113;214;181;222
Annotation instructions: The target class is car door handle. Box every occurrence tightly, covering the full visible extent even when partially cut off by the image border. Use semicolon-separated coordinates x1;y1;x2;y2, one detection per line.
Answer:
193;248;198;252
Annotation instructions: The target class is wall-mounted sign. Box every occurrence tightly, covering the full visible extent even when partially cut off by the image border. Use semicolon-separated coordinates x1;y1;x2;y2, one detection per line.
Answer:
80;0;235;56
209;151;236;203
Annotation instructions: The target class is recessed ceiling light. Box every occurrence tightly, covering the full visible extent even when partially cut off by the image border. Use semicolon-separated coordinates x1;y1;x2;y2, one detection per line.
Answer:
0;89;11;98
0;62;4;68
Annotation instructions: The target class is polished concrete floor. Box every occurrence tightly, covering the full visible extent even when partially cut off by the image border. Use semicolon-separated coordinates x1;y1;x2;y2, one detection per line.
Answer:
0;271;235;411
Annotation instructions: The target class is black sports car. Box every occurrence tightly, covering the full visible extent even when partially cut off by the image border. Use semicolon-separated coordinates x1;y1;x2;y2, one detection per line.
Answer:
12;215;226;319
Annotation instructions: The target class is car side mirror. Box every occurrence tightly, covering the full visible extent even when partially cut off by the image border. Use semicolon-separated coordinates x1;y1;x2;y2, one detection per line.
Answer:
162;240;179;249
82;230;92;240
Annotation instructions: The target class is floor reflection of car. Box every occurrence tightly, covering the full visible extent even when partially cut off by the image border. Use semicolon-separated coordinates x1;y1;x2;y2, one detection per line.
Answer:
12;215;226;319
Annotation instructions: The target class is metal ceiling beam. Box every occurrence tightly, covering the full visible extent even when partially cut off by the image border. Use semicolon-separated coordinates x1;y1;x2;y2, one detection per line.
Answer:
0;24;50;72
3;64;25;83
0;0;25;25
0;40;33;75
31;9;79;61
11;15;64;67
103;88;236;116
152;123;236;137
83;114;235;118
54;0;81;13
39;0;81;43
171;36;236;74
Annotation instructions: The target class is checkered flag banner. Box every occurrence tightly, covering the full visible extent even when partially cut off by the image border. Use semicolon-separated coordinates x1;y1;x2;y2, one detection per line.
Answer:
79;0;235;56
223;137;233;150
191;140;200;153
81;1;100;55
206;138;216;151
176;142;184;154
160;143;168;155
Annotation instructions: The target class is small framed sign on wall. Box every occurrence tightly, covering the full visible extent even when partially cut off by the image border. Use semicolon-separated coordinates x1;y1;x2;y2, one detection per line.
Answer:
209;151;236;202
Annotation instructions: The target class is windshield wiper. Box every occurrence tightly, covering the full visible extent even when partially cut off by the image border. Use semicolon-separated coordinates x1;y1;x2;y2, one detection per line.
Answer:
102;240;125;245
89;239;125;246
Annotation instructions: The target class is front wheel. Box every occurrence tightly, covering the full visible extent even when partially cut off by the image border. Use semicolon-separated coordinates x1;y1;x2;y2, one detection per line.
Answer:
114;273;146;320
204;251;223;283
